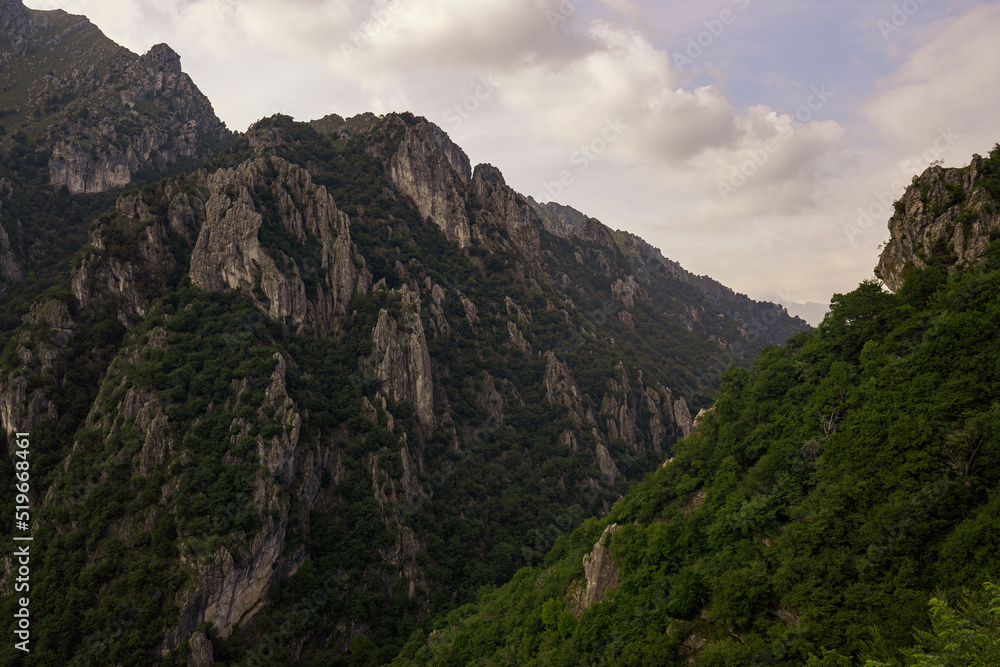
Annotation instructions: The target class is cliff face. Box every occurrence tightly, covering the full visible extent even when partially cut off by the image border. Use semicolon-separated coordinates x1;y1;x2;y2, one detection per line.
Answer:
876;151;1000;290
370;115;473;247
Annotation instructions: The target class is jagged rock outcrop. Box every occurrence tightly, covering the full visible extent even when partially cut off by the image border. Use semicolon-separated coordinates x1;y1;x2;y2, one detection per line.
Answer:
189;156;371;333
72;193;178;326
471;164;542;263
543;351;588;427
0;0;30;56
0;297;72;439
167;524;287;650
876;155;1000;290
571;523;621;614
186;631;214;667
611;276;641;308
368;284;435;438
0;179;23;293
595;443;622;482
72;156;372;334
374;116;472;247
163;352;304;653
674;396;693;439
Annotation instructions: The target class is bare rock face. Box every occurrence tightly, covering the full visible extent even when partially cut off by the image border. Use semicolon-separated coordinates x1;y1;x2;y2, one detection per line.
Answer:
2;2;232;193
163;352;304;653
190;157;371;334
186;631;214;667
0;297;72;440
572;523;621;614
0;0;30;55
471;164;542;263
369;284;435;438
166;524;287;650
380;117;472;247
72;156;372;335
673;396;693;439
507;320;532;356
543;351;587;427
11;6;234;194
876;155;1000;291
611;276;642;308
595;444;622;482
72;193;177;327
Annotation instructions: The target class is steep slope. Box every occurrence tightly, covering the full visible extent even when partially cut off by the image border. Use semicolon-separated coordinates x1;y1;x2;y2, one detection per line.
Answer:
393;147;1000;666
0;0;233;308
0;0;231;192
530;198;807;360
0;109;807;665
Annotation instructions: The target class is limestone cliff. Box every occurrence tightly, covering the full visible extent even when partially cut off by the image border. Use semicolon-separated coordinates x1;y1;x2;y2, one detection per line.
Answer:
369;114;472;247
367;284;435;438
876;152;1000;291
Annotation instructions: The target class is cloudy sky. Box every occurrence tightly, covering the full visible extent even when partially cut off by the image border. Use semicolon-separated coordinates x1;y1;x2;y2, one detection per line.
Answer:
28;0;1000;319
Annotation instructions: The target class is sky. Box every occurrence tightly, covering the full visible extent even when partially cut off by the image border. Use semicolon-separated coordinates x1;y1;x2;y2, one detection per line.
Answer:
26;0;1000;320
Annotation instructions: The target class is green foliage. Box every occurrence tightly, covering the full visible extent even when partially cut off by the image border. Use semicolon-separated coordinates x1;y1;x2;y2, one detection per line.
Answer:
978;143;1000;201
396;252;1000;664
864;583;1000;666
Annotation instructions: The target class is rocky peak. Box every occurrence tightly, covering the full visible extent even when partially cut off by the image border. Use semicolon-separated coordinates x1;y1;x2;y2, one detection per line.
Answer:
0;5;232;193
875;150;1000;290
370;114;473;246
140;42;182;72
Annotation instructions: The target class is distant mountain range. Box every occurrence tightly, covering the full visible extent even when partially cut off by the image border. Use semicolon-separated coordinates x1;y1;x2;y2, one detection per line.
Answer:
775;299;829;326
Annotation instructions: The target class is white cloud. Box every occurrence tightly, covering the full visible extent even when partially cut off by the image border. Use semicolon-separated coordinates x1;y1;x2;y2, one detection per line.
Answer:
863;4;1000;162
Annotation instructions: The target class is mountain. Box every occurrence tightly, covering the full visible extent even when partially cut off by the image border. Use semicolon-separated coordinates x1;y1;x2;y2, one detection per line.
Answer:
0;4;810;664
395;147;1000;665
526;198;807;357
0;0;232;304
0;0;231;193
776;299;829;327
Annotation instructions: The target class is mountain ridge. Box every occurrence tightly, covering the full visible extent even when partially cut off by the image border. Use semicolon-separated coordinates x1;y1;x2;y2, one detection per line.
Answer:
0;11;816;665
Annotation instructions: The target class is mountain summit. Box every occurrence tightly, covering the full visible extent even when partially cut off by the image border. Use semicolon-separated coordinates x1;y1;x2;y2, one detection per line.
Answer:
0;0;231;193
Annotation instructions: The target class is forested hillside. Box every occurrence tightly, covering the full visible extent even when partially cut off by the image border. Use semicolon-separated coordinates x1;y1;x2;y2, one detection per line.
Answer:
391;147;1000;667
